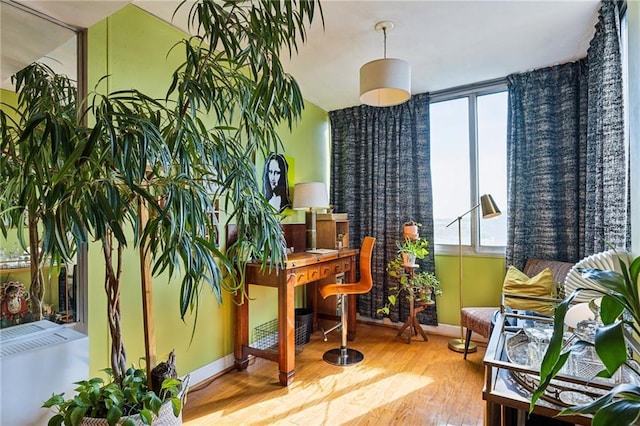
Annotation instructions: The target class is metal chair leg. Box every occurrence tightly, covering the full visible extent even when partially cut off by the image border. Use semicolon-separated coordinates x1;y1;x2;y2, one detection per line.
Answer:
463;329;473;359
321;322;341;342
322;294;364;366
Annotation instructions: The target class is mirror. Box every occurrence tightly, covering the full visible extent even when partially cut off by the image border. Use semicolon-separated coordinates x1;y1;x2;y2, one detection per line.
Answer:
1;0;78;91
0;0;86;333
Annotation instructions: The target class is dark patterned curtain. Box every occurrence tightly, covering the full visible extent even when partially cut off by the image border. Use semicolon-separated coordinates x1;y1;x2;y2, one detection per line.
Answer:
329;93;436;325
506;1;628;270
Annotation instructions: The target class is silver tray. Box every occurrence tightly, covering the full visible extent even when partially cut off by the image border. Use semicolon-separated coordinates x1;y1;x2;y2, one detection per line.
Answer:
505;328;640;406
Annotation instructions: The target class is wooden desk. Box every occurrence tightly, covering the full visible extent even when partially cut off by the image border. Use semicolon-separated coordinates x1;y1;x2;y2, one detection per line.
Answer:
234;248;359;386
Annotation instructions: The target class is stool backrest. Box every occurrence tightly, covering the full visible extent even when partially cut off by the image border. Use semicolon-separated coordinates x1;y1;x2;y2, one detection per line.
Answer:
355;236;375;293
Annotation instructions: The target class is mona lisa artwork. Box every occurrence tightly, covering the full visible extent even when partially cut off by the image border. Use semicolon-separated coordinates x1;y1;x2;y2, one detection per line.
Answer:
262;153;293;213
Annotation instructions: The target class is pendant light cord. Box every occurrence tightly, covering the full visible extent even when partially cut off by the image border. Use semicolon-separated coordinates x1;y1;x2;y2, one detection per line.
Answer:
383;27;387;58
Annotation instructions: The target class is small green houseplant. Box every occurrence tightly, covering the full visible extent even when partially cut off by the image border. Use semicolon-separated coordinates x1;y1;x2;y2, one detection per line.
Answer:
531;254;640;425
396;237;429;267
43;363;183;426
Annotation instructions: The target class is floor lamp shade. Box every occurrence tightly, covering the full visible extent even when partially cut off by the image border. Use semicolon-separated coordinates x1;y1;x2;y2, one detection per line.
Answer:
293;182;329;251
360;58;411;107
480;194;501;219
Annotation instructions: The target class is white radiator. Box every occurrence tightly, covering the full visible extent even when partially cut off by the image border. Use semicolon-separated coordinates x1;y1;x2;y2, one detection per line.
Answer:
0;320;88;426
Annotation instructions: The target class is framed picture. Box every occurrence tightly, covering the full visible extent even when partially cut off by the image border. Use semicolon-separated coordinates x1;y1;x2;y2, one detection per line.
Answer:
262;153;293;214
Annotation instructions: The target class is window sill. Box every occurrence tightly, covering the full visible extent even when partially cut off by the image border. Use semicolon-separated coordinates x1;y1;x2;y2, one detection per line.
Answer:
434;244;505;258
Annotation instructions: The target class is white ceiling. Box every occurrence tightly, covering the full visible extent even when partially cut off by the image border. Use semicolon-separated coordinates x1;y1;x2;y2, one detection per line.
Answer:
2;0;601;111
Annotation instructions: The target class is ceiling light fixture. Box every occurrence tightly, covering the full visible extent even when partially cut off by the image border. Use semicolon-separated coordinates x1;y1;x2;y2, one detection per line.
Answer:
359;20;411;107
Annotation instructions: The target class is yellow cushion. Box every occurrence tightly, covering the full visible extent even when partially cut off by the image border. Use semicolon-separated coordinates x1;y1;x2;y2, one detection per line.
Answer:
502;266;556;315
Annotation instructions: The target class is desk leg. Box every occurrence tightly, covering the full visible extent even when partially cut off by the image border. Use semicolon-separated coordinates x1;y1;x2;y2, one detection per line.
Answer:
234;283;250;370
278;273;296;386
346;255;357;341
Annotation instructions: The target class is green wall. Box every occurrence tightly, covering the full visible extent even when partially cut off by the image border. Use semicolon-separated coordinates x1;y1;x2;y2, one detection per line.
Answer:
435;255;505;326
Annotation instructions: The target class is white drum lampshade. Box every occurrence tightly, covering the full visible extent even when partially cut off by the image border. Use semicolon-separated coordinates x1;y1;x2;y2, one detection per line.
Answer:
360;58;411;107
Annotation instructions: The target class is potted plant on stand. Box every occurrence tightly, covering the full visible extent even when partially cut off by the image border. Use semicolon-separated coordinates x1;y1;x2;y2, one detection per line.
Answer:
1;1;322;424
377;256;442;316
397;237;430;268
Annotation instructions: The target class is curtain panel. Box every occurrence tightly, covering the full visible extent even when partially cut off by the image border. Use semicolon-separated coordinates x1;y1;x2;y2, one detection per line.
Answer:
506;1;628;270
329;92;436;325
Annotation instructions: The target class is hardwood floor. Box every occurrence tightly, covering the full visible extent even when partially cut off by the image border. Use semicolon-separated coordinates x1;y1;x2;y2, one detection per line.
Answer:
183;323;486;425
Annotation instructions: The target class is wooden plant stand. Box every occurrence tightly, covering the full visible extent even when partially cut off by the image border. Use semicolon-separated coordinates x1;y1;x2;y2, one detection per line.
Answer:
397;297;431;344
396;264;432;344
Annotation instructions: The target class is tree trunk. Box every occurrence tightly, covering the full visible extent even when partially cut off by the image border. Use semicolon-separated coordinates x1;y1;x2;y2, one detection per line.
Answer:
103;231;127;383
28;211;44;320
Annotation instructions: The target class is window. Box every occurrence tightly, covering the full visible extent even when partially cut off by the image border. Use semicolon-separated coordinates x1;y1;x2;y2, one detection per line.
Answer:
430;86;508;254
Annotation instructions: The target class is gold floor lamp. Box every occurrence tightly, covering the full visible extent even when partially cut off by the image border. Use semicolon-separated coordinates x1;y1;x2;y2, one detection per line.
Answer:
446;194;501;353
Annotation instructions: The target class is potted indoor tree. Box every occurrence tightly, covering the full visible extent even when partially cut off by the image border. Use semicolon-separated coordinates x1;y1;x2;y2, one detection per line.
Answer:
1;0;323;424
531;253;640;425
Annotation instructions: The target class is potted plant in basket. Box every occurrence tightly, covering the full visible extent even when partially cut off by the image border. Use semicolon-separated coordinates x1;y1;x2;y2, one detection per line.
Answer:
531;253;640;425
1;0;322;424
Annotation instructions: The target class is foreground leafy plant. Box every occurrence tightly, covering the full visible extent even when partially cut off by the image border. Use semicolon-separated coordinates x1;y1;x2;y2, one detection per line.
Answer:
531;254;640;425
43;366;183;426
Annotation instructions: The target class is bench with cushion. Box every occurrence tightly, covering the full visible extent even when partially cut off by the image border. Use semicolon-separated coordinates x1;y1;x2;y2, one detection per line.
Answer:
460;258;574;359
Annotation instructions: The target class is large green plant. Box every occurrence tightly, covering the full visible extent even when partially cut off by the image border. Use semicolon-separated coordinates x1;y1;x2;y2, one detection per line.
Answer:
1;0;322;412
532;254;640;425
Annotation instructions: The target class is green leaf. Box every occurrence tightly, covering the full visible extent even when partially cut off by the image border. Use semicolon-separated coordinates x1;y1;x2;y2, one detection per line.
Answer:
47;414;65;426
69;406;87;426
139;408;153;425
592;400;640;426
106;404;122;426
600;294;624;325
170;397;182;417
531;292;575;411
594;321;627;377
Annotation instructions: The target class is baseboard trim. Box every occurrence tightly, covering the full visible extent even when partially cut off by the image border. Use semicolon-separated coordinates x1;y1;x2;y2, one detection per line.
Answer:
186;353;236;390
356;315;488;344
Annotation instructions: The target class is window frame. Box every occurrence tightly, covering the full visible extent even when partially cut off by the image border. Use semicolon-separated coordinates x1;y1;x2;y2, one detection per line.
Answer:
430;79;508;258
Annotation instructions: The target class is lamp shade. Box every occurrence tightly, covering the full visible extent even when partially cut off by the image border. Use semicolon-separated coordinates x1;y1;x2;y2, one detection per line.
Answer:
293;182;329;210
480;194;501;219
360;58;411;107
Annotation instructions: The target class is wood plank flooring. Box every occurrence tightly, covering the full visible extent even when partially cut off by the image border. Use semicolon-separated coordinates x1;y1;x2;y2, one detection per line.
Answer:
183;323;486;426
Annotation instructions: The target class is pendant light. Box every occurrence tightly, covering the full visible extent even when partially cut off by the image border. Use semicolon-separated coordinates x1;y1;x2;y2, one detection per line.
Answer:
359;21;411;107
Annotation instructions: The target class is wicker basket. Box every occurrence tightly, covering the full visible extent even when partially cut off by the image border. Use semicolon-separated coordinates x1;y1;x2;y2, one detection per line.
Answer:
79;403;181;426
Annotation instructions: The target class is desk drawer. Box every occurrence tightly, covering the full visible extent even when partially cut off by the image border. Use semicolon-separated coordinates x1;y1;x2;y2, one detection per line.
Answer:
306;266;321;282
340;259;351;272
319;263;334;278
294;269;308;285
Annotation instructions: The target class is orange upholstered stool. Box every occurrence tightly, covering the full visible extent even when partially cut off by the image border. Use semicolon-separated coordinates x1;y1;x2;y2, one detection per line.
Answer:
318;236;375;366
460;307;497;359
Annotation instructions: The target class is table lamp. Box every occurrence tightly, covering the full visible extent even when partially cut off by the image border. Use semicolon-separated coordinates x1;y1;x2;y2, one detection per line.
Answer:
293;182;330;251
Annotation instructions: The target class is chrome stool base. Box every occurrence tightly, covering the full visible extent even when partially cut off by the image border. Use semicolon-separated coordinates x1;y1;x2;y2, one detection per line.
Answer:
323;347;364;366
